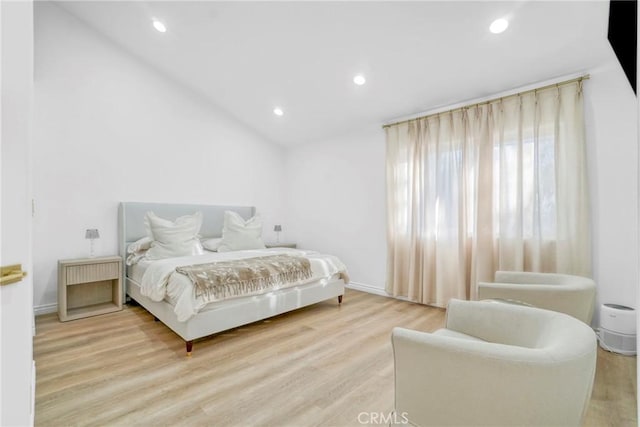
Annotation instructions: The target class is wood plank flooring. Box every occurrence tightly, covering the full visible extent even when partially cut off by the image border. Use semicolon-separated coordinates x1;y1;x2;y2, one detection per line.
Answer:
34;289;636;426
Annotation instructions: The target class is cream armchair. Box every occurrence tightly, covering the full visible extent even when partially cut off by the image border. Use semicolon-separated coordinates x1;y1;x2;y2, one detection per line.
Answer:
391;299;597;427
477;271;596;324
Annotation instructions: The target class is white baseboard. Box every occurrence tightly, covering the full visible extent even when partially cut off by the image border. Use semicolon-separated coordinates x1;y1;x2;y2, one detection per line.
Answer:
34;302;57;316
346;282;419;304
346;282;390;297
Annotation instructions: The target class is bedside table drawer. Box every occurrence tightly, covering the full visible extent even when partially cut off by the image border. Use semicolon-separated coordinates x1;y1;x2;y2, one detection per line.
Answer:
66;261;120;285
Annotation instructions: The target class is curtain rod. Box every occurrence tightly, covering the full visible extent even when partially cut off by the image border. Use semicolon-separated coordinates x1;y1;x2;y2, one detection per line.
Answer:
382;74;591;129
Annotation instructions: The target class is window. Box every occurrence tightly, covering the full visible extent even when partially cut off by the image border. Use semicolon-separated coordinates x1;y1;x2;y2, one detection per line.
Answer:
385;80;590;305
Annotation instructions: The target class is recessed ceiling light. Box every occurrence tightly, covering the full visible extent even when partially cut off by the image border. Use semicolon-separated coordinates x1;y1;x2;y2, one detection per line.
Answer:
273;107;284;116
353;74;366;86
153;20;167;33
489;18;509;34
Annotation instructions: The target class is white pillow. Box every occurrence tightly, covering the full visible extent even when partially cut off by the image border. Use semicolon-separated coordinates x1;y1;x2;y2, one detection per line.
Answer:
127;236;153;254
201;237;223;252
217;211;266;252
126;236;154;266
144;211;204;260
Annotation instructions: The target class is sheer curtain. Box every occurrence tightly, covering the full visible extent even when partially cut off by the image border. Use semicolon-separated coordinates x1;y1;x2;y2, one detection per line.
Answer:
385;81;590;306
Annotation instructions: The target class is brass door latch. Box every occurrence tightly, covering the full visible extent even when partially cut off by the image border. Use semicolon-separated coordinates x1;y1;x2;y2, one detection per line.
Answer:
1;264;27;286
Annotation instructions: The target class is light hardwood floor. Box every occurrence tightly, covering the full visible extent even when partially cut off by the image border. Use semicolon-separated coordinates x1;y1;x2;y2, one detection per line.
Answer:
34;289;636;426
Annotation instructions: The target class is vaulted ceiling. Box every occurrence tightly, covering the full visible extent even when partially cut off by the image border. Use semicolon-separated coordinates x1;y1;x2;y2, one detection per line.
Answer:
55;1;612;146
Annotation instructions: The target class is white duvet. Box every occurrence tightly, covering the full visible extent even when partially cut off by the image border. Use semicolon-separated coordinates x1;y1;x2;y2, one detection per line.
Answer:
136;248;348;322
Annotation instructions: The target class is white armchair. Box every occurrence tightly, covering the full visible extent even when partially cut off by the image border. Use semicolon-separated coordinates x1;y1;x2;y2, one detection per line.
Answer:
477;271;596;324
391;299;597;427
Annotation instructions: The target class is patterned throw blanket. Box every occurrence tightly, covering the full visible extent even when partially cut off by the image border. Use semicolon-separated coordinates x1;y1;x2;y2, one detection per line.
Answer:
175;254;313;303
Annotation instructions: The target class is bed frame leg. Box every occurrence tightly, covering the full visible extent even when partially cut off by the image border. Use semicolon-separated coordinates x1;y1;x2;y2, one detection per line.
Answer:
338;295;343;304
186;341;193;357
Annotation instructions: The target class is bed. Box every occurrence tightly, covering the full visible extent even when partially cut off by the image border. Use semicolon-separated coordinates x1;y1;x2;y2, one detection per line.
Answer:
118;202;347;356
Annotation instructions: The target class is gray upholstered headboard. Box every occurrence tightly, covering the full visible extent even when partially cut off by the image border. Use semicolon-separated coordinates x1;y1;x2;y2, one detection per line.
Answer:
118;202;255;300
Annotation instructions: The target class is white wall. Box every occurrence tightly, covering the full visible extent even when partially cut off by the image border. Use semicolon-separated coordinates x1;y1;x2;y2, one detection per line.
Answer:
32;3;287;311
1;1;35;424
585;50;639;325
287;54;639;321
285;126;387;294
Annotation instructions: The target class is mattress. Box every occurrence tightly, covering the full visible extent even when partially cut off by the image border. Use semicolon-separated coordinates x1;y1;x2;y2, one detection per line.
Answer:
127;248;348;322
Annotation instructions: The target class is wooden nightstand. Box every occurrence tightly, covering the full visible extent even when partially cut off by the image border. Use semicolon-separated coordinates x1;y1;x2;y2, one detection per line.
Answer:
58;256;123;322
265;242;297;249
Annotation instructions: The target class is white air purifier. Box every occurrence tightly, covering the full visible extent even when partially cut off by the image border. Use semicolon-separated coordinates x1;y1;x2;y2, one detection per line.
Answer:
599;303;636;356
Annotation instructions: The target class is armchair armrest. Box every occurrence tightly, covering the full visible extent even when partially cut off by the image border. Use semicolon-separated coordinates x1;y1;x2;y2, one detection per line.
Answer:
478;278;596;324
494;271;593;286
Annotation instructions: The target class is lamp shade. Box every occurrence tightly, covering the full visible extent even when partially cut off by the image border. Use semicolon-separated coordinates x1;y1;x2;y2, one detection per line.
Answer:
273;225;282;232
85;229;100;239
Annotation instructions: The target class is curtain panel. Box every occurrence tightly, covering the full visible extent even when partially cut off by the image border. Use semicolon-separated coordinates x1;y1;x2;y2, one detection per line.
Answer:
385;81;590;306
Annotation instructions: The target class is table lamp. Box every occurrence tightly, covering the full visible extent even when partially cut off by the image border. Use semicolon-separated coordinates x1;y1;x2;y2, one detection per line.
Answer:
85;228;100;258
